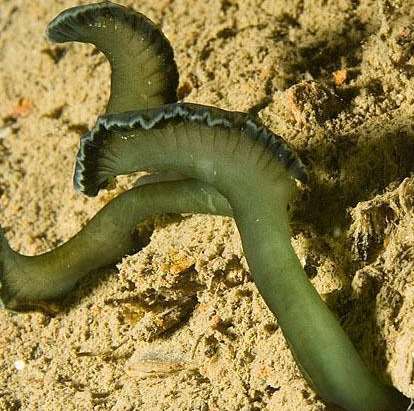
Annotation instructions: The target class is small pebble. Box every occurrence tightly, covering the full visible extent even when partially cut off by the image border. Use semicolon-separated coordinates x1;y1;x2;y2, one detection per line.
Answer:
14;360;26;371
0;126;12;139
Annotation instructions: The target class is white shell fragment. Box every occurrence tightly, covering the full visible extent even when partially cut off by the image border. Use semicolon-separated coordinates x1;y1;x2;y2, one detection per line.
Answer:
125;349;188;378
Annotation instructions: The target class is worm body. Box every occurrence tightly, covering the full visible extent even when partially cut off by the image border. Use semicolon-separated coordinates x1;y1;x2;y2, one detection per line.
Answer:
75;102;307;196
0;180;231;309
0;2;408;410
47;1;179;113
74;104;407;411
47;1;186;185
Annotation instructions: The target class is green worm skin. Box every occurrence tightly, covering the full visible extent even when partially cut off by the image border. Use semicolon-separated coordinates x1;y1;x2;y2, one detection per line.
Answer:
75;103;409;411
46;1;187;185
4;3;225;310
46;1;179;113
1;2;406;408
0;180;231;310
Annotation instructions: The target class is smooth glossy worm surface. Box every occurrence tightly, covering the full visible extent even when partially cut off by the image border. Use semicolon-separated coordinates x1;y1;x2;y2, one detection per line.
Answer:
47;1;179;113
0;1;408;410
47;1;186;185
74;103;408;411
74;102;307;195
1;3;232;310
0;180;231;310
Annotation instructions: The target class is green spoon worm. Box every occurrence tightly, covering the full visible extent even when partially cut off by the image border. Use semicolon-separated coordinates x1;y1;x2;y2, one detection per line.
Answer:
0;179;231;310
47;1;187;185
4;4;228;312
74;102;409;411
47;1;179;113
1;2;408;409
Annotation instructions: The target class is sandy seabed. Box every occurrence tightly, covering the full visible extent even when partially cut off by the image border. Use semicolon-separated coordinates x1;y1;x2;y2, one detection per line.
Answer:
1;0;414;410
